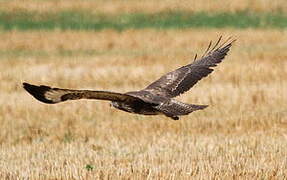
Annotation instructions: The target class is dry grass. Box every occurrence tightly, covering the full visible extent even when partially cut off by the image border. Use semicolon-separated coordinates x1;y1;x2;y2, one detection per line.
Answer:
0;29;287;179
1;0;287;14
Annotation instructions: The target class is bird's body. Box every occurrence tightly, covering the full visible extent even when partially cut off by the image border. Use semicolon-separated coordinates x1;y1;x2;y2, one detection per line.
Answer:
23;37;235;120
111;100;160;115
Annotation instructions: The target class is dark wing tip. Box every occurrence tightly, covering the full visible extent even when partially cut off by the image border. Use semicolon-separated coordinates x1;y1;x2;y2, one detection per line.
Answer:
203;37;236;65
193;36;236;65
23;82;55;104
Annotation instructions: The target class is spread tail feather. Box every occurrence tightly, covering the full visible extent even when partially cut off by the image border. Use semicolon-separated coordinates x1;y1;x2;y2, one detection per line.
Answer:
154;100;208;120
189;104;209;111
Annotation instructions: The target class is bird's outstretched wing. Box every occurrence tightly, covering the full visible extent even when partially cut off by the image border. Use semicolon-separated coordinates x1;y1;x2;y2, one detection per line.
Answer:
144;37;235;98
23;82;141;104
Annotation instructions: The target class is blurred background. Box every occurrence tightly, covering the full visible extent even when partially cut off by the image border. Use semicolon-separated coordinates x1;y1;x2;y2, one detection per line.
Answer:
0;0;286;179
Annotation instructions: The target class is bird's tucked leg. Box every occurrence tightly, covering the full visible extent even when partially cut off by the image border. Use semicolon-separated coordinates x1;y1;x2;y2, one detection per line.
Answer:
171;116;179;120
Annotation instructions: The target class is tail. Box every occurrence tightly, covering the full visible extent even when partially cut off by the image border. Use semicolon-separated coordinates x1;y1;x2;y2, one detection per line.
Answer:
188;104;209;113
172;102;208;115
154;99;208;120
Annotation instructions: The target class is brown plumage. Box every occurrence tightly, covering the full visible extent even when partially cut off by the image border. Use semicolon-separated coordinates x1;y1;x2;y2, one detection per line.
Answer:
23;37;235;120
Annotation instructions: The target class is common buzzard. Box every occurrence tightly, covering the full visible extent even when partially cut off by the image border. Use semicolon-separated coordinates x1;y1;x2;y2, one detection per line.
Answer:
23;37;235;120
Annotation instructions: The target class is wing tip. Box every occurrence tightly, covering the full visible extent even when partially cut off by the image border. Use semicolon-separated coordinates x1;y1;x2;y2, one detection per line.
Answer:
193;36;236;63
214;36;236;50
220;36;237;49
23;82;55;104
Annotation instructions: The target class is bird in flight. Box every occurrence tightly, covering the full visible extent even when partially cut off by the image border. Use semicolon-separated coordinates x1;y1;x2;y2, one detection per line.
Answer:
23;37;235;120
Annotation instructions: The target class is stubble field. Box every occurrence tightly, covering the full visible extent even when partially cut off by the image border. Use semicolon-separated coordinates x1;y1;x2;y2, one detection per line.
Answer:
0;0;287;179
0;29;286;179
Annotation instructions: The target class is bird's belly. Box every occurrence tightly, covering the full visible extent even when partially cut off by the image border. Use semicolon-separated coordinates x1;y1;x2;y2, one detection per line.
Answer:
136;107;161;115
127;105;160;115
134;103;161;115
114;101;160;115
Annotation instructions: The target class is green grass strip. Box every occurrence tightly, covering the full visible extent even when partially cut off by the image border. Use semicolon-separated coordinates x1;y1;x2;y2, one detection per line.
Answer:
0;49;157;58
0;11;286;30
